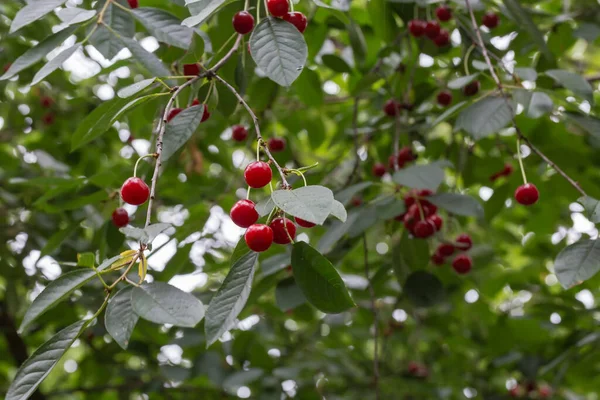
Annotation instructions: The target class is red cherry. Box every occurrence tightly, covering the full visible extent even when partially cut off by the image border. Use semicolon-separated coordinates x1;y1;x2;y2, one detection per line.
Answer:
267;0;289;17
351;197;363;207
431;253;445;265
437;90;452;106
452;254;472;274
42;113;55;125
295;217;316;228
538;386;552;399
515;183;539;206
455;234;472;251
244;161;272;188
112;208;129;228
398;146;417;164
428;214;443;231
422;203;437;217
407;362;421;375
436;243;455;257
245;224;274;252
270;217;297;244
482;12;499;29
433;29;450;47
127;0;138;9
233;11;255;35
282;12;307;33
3;63;11;72
230;199;259;228
183;63;200;76
388;154;406;170
120;177;150;206
417;189;433;197
192;99;200;106
268;137;286;152
509;386;521;398
232;125;248;142
414;220;435;238
525;382;537;393
408;20;426;37
372;163;386;177
167;108;182;122
502;163;513;176
40;96;53;108
425;21;441;40
463;80;480;96
383;99;401;117
436;6;452;21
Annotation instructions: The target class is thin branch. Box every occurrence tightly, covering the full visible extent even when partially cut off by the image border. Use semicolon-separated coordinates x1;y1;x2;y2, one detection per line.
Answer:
463;0;587;197
344;97;362;186
211;73;291;189
362;235;380;400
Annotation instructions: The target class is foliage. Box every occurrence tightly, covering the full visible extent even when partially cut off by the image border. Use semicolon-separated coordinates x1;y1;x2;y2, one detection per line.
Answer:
1;0;600;399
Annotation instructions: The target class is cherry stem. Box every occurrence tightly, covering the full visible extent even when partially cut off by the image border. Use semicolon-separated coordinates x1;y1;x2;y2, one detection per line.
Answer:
133;153;157;178
256;0;262;24
289;0;295;12
516;138;528;184
246;186;251;200
294;162;319;172
212;73;291;189
464;44;475;76
463;0;587;198
244;0;250;10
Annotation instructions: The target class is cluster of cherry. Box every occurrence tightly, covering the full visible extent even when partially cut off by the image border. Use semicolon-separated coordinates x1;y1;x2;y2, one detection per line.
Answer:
407;5;454;47
371;145;417;178
230;125;286;153
112;176;150;228
232;0;308;36
39;95;55;126
509;381;552;399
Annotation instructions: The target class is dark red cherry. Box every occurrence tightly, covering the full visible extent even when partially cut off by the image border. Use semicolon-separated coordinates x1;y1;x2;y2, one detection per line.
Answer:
112;208;129;228
437;90;452;106
452;254;472;274
232;125;248;142
267;0;289;17
436;6;452;22
514;183;539;206
408;20;426;37
282;12;307;33
482;12;499;29
230;199;259;228
270;217;296;244
455;234;472;251
295;217;316;228
425;21;441;40
233;11;255;35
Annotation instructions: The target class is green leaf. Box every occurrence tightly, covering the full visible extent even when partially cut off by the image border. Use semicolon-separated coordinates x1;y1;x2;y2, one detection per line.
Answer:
6;320;86;400
513;90;554;119
502;0;554;63
0;26;77;80
132;8;193;49
205;251;258;346
329;200;347;222
183;0;235;27
162;105;205;161
291;241;355;314
144;223;172;244
429;101;467;128
293;68;324;107
321;54;353;74
404;271;444;307
77;252;96;268
260;252;291;277
348;21;367;67
271;185;334;225
57;7;97;25
578;196;600;224
374;198;406;220
131;282;205;327
554;240;600;288
335;182;372;205
447;73;479;89
31;44;80;86
255;196;275;217
392;231;429;280
118;36;172;79
427;193;484;217
565;112;600;139
40;222;79;257
89;1;134;59
117;78;156;98
545;70;594;102
347;206;378;238
275;277;307;311
105;287;139;350
392;164;445;191
250;17;308;87
455;97;514;139
514;67;538;81
9;0;67;33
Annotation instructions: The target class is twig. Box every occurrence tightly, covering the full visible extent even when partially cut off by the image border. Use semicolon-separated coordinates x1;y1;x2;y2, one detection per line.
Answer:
211;73;291;189
362;235;380;400
463;0;587;197
344;97;362;186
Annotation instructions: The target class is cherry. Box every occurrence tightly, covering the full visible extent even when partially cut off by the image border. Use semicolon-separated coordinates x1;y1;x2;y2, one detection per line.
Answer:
436;5;452;21
425;21;441;40
407;362;421;375
436;243;455;257
167;108;182;122
201;107;210;122
268;137;286;152
40;96;53;108
42;113;55;125
538;386;552;399
514;183;539;206
408;20;426;37
351;197;363;207
127;0;138;9
295;217;316;228
232;11;255;35
398;146;417;164
244;161;272;188
267;0;289;17
183;63;200;76
3;63;11;72
509;386;522;398
437;90;452;106
433;29;450;47
452;254;472;274
482;12;499;29
429;214;443;231
120;177;150;206
490;163;513;181
270;217;296;244
245;224;274;252
283;12;308;33
383;99;401;117
455;234;472;251
431;253;445;265
230;199;259;228
414;220;435;238
422;203;437;217
463;80;480;96
112;208;129;228
372;163;386;178
232;125;248;142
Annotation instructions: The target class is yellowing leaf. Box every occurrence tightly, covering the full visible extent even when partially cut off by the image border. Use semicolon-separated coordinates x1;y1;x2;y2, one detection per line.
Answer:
138;253;148;282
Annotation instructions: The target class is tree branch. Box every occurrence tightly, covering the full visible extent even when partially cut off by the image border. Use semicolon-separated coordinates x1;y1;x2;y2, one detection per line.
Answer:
463;0;587;198
362;235;380;400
